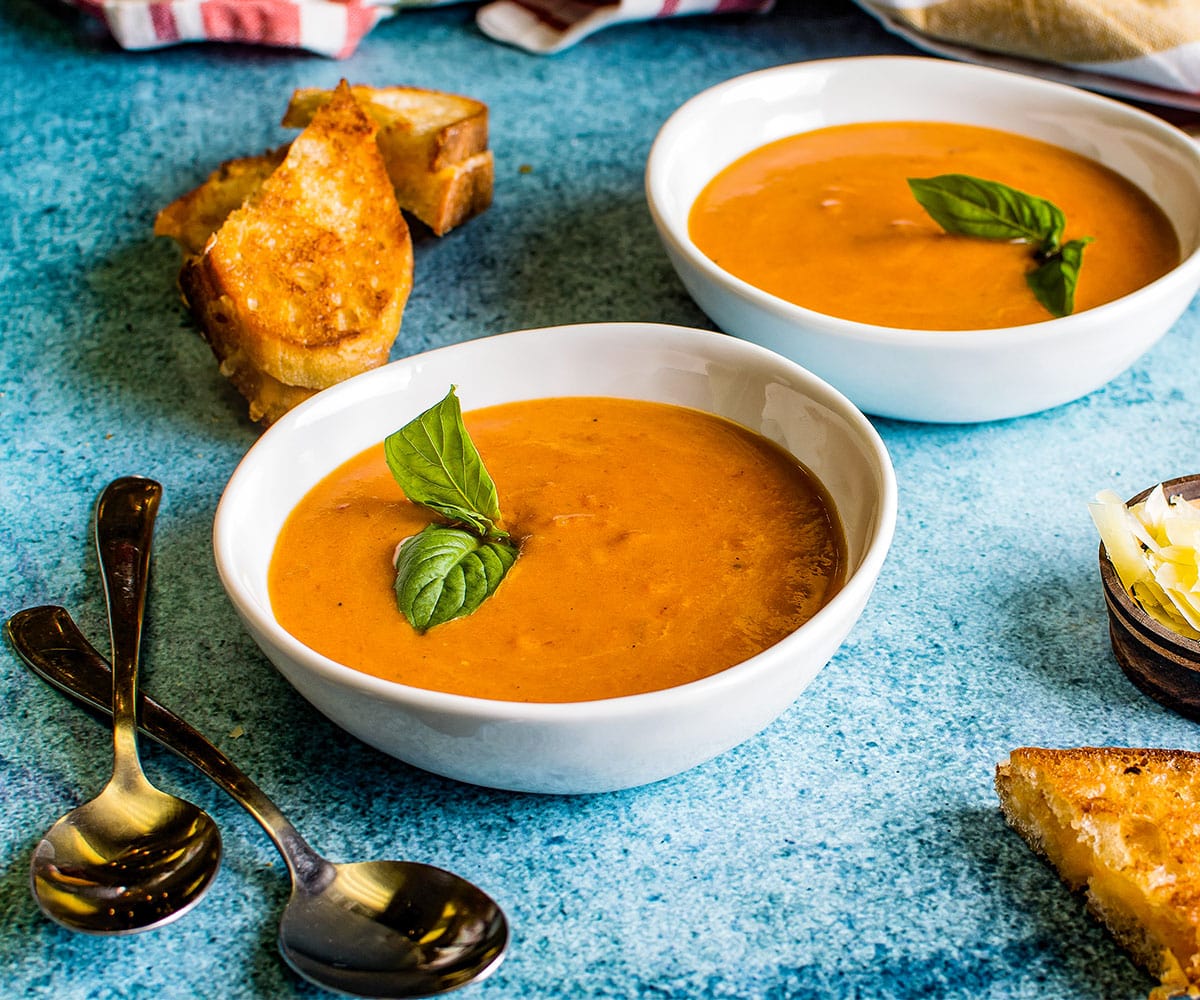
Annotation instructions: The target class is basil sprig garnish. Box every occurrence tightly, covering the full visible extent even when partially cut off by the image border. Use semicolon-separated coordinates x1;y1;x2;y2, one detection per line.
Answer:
385;387;518;632
1026;237;1093;319
393;525;517;633
384;386;506;540
907;174;1093;318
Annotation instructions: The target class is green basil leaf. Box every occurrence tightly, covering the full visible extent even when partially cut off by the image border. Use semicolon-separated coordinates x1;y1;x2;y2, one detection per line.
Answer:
384;387;520;631
394;525;518;632
908;174;1065;249
384;386;505;538
1026;237;1093;318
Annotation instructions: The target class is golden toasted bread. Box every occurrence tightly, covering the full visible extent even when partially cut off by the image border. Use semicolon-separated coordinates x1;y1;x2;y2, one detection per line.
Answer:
996;746;1200;998
282;84;493;235
153;147;287;257
173;81;413;424
388;149;493;239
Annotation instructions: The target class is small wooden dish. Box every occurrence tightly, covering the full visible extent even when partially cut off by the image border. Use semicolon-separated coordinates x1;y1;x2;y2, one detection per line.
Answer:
1098;474;1200;720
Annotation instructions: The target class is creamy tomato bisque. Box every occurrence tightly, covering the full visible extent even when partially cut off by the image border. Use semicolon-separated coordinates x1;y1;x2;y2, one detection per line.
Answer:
268;397;845;703
688;121;1179;330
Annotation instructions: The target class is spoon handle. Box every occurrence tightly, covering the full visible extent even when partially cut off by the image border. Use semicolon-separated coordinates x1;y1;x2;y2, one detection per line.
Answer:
5;605;326;881
94;477;160;779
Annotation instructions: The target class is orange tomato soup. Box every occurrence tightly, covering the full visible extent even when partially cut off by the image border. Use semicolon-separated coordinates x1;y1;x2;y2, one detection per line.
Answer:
688;121;1179;330
269;397;844;703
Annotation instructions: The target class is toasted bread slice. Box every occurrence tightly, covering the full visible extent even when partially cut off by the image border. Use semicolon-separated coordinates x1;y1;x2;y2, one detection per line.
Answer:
282;84;493;235
176;81;413;424
283;84;489;171
153;147;288;257
391;149;493;238
996;747;1200;998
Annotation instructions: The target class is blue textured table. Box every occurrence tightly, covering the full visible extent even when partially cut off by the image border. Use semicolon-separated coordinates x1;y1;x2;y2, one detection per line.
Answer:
4;1;1200;997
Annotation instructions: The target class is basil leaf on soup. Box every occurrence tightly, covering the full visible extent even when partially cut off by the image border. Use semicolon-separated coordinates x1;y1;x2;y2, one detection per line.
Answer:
907;173;1094;318
1027;237;1093;319
385;386;520;631
907;174;1066;249
394;525;519;633
384;386;506;539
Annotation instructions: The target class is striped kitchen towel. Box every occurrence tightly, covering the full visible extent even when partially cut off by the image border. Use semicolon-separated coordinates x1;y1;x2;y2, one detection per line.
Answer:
66;0;396;58
855;0;1200;108
62;0;771;56
51;0;1200;98
476;0;774;54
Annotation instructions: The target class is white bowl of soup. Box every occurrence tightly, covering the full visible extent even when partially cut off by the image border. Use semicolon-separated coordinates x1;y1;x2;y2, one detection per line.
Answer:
214;322;897;794
645;56;1200;423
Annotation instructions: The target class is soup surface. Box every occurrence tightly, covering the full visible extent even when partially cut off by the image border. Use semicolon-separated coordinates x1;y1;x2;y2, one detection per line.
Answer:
688;121;1180;330
269;397;845;702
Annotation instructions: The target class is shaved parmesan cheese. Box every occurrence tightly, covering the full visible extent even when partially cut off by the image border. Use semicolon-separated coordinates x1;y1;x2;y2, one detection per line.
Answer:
1090;486;1200;641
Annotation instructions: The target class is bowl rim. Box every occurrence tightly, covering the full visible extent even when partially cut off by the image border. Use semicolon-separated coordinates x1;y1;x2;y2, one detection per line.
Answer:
1098;473;1200;656
214;322;899;721
645;54;1200;346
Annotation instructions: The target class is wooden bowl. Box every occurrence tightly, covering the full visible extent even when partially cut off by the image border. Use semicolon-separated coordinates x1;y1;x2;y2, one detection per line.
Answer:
1098;474;1200;719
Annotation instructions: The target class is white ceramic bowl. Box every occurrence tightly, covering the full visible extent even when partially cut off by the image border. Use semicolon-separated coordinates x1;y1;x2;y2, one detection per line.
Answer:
214;323;897;794
646;56;1200;423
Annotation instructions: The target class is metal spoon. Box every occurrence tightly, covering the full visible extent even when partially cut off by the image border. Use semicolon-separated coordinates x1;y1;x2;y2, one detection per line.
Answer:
29;477;222;933
6;605;509;998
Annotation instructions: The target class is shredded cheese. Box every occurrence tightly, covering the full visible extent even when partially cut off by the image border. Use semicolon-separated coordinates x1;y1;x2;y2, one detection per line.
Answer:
1090;486;1200;641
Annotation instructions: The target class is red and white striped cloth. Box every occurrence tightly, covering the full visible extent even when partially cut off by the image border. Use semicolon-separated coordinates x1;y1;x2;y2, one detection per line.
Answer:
55;0;1200;104
476;0;773;54
69;0;391;58
64;0;773;57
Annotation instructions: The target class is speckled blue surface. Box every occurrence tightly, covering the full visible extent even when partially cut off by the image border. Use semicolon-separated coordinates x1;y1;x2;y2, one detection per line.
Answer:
3;1;1200;997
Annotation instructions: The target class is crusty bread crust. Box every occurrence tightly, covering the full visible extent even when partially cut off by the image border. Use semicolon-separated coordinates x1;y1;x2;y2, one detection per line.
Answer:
396;149;494;238
154;79;492;424
177;82;412;413
153;147;287;257
210;356;318;427
283;84;488;169
996;746;1200;998
282;84;493;235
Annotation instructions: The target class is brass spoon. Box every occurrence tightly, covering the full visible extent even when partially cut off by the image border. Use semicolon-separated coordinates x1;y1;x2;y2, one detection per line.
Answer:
28;477;221;933
7;605;509;997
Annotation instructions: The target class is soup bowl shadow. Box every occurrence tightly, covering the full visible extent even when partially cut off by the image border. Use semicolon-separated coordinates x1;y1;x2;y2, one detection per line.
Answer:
1099;474;1200;720
214;322;897;794
645;56;1200;424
